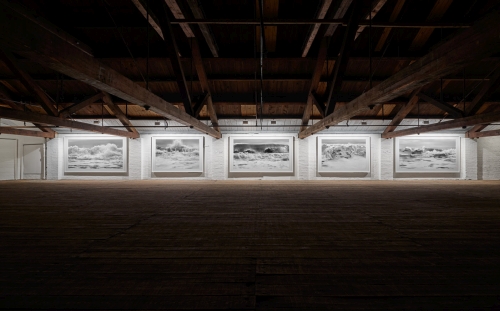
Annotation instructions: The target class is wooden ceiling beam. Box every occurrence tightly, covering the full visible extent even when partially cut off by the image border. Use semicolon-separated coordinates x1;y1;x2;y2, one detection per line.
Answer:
149;0;194;116
382;87;422;134
324;0;354;36
301;0;333;57
58;92;105;118
324;0;365;116
301;37;329;131
0;1;220;138
164;0;195;37
417;92;464;118
0;106;138;138
354;0;387;40
191;39;219;131
299;9;500;139
383;111;500;138
375;0;405;52
409;0;454;51
0;84;55;134
185;0;219;57
0;126;55;138
192;92;209;118
467;68;500;115
0;50;59;116
130;0;164;39
102;92;139;135
466;128;500;138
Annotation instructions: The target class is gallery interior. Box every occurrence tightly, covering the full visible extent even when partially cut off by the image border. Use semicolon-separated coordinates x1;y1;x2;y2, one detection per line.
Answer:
1;0;500;309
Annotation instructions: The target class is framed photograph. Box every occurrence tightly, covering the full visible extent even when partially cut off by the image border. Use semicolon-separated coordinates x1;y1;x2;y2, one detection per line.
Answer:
152;137;204;173
395;136;460;173
64;137;127;173
229;136;293;173
317;137;371;173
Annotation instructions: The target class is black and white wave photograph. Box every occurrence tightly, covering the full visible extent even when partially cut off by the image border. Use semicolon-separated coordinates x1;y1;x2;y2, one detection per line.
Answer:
396;137;460;173
318;137;370;173
65;137;127;173
152;137;203;173
230;137;293;172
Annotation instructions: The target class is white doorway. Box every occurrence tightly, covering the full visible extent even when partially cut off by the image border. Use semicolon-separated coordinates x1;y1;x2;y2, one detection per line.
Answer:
23;144;44;180
0;138;17;180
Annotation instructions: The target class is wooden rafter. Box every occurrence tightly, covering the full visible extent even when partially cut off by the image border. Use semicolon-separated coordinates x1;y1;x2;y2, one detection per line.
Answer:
149;0;193;116
382;111;500;138
185;0;219;57
130;0;164;39
0;106;138;138
190;39;219;131
467;69;500;115
0;84;55;134
325;0;353;36
0;126;55;138
58;92;105;118
164;0;195;37
0;50;58;116
466;128;500;138
382;87;422;134
417;92;464;118
301;0;333;57
324;0;364;116
0;1;220;138
299;9;500;139
102;92;139;135
192;92;209;118
375;0;405;52
300;37;329;131
354;0;387;40
409;0;454;51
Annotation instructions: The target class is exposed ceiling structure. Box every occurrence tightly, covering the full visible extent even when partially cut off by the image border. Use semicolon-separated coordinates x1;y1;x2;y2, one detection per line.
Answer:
0;0;500;138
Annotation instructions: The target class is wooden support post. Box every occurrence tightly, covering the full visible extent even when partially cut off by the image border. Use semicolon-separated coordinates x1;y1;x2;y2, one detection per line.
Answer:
299;9;500;139
0;106;139;138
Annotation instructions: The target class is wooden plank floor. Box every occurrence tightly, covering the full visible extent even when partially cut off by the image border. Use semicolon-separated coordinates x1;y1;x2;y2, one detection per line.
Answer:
1;180;500;310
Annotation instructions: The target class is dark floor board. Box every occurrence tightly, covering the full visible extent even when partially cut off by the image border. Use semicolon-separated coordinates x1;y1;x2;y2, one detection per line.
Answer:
1;180;500;310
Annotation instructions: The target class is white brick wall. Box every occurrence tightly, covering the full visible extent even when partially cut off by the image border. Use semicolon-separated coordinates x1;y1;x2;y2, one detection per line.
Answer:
40;132;500;181
477;136;500;180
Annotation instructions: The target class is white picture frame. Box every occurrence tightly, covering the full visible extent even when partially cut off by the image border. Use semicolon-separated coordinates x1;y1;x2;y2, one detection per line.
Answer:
229;136;294;173
152;136;204;173
395;136;461;173
317;136;371;173
64;136;127;173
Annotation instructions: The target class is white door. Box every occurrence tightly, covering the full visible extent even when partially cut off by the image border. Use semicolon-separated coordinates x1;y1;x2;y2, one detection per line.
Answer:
0;139;17;180
23;144;43;179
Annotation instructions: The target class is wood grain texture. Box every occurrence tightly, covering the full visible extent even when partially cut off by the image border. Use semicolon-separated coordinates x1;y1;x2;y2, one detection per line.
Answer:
1;180;500;310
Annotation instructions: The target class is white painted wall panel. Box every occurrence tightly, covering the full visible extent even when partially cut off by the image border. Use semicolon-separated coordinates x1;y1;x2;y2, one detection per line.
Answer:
0;139;16;180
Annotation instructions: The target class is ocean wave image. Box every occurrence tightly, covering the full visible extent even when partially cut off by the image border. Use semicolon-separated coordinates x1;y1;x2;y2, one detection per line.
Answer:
67;138;124;171
232;138;291;172
397;138;458;172
320;138;369;172
154;139;201;171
